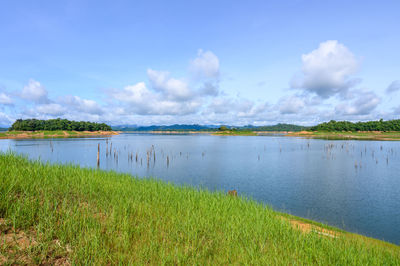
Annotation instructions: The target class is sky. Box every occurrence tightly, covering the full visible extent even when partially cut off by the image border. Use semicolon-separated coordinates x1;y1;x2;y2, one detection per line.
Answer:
0;0;399;127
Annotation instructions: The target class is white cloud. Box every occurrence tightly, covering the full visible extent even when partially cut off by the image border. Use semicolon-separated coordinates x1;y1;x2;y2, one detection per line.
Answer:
205;97;270;122
206;98;234;114
291;40;360;98
386;80;400;94
147;69;193;101
206;97;255;115
63;96;103;115
21;79;50;103
278;95;305;114
335;90;381;116
0;93;13;105
36;103;66;116
1;47;392;126
0;111;13;126
112;82;202;115
190;49;220;79
114;82;150;104
200;82;219;96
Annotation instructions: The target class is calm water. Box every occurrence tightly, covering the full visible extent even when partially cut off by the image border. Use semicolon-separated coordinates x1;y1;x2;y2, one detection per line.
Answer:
1;133;399;245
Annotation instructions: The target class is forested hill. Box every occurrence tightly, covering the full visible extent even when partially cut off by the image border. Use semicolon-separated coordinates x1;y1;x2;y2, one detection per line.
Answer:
243;123;308;132
9;119;112;131
113;123;307;132
112;124;215;131
310;119;400;132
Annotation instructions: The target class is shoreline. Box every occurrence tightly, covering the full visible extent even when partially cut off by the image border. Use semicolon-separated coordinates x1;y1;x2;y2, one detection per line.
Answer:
2;129;400;141
0;130;119;139
286;131;400;141
122;130;289;136
122;130;400;140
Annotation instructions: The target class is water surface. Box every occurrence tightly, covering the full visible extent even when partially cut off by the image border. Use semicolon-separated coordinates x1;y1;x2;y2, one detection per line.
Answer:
1;133;399;245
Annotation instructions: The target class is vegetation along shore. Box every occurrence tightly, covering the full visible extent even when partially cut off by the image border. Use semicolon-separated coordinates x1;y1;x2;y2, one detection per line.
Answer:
291;119;400;140
0;130;118;139
112;120;400;139
0;153;399;264
5;118;400;140
0;119;118;139
287;131;400;140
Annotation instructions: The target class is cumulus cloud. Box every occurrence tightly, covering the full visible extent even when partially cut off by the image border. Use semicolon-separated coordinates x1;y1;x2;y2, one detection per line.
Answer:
112;82;201;115
0;93;13;105
199;82;219;96
190;49;220;79
291;40;360;98
113;82;150;104
63;96;103;115
110;52;223;117
21;79;50;103
2;47;391;126
335;90;381;116
147;69;193;101
386;80;400;94
206;97;254;115
36;103;66;116
237;102;270;118
202;97;277;126
278;95;305;114
0;111;13;126
204;96;271;123
206;98;235;114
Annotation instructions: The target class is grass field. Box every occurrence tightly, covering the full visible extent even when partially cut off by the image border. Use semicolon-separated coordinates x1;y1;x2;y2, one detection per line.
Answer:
0;153;399;264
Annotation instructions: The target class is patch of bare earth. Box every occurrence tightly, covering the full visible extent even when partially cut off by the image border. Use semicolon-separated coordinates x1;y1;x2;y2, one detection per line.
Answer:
286;131;314;137
16;133;29;139
0;218;71;265
281;217;338;238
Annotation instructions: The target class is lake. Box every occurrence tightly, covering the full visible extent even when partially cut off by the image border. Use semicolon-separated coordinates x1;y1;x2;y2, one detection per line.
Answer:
1;133;399;245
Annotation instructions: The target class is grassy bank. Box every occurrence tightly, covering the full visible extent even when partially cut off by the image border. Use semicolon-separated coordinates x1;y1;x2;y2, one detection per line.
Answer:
0;153;399;264
0;130;118;139
287;131;400;140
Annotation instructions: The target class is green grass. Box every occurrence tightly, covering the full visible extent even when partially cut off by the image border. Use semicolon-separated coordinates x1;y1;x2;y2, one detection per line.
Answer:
311;131;400;140
0;131;21;136
0;153;399;264
43;130;64;136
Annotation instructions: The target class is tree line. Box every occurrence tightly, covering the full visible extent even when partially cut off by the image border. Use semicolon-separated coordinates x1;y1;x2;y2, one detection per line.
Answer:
310;119;400;132
248;123;308;132
9;119;112;131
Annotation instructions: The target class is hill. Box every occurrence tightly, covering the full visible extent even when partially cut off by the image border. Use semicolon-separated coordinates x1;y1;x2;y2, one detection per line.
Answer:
112;123;306;132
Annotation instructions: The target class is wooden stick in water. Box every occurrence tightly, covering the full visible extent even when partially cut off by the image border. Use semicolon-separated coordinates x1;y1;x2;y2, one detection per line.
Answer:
97;143;100;167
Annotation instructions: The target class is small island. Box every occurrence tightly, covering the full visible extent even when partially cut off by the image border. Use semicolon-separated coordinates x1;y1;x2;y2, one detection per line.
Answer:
0;118;118;139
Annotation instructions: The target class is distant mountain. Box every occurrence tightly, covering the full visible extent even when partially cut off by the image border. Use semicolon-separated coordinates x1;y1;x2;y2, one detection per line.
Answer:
243;123;308;132
112;124;218;131
112;123;306;132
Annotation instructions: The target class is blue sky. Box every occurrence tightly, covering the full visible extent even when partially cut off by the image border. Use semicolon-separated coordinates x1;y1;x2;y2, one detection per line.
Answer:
0;0;399;126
